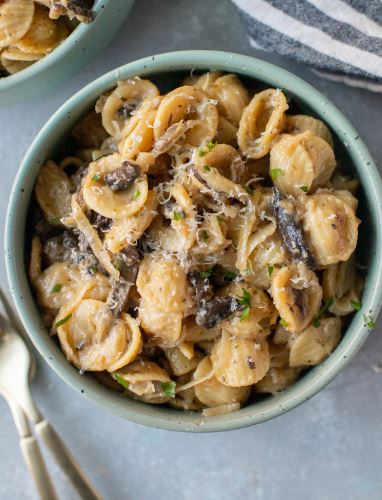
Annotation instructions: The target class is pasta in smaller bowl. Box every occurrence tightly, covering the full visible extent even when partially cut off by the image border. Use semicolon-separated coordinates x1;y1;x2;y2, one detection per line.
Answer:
6;51;382;432
0;0;135;105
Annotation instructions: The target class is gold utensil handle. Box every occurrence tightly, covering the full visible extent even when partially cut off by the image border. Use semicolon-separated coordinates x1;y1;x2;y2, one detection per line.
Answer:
35;420;102;500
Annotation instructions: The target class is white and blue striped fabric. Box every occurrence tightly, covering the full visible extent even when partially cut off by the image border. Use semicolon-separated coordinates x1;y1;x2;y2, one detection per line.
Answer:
232;0;382;92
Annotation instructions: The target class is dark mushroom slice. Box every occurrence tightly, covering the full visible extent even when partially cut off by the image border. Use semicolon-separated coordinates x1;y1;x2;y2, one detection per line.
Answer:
66;0;95;22
271;187;317;270
187;271;213;303
196;296;240;329
209;264;237;289
107;247;141;318
88;211;111;236
104;161;140;192
137;234;157;256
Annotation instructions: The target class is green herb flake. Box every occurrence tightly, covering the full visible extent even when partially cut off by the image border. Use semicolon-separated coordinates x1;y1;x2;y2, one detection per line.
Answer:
203;164;211;172
88;265;97;275
216;215;225;223
267;265;274;277
313;297;334;328
246;185;254;195
162;381;176;398
115;374;130;390
50;216;61;224
237;288;251;321
199;270;212;279
225;271;237;280
351;300;362;311
363;315;376;329
300;185;309;193
51;283;62;293
270;168;284;181
92;173;101;182
173;210;185;221
201;230;209;241
280;318;288;328
243;267;252;276
55;313;72;328
133;188;141;201
207;140;217;151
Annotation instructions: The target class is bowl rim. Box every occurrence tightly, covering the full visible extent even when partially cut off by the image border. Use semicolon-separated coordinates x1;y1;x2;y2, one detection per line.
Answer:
5;50;382;432
0;0;109;92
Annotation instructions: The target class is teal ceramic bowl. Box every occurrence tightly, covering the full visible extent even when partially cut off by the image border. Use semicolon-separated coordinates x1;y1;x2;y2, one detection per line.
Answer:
0;0;134;106
5;51;382;432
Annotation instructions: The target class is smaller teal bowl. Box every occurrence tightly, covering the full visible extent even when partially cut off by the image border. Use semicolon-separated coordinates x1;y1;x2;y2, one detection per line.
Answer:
0;0;134;106
5;51;382;432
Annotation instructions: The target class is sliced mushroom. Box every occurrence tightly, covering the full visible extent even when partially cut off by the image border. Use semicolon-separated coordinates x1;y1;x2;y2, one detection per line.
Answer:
271;187;316;270
187;271;213;303
104;161;140;192
195;296;239;329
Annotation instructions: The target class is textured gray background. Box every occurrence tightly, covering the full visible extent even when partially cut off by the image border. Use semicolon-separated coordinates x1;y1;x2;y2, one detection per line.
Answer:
0;1;382;499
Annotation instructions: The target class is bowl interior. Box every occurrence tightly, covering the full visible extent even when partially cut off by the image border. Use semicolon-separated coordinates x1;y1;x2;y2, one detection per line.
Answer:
6;51;382;432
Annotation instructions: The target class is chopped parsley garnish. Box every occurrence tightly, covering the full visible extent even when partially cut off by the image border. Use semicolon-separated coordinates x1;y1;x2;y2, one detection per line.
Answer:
198;141;217;157
225;271;237;280
313;297;334;328
351;300;362;311
200;270;212;279
300;185;309;193
55;313;72;328
92;173;101;182
237;288;251;321
50;216;61;223
280;318;288;328
267;265;274;277
133;188;141;200
203;164;211;172
246;185;254;195
88;265;97;275
162;381;176;398
243;267;252;276
201;230;209;241
115;374;129;390
216;215;225;223
51;283;62;293
363;315;376;329
173;210;185;221
270;168;284;181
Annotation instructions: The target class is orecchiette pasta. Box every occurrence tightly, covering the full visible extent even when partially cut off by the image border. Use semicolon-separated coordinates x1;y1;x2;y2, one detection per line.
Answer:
0;1;95;77
28;72;364;415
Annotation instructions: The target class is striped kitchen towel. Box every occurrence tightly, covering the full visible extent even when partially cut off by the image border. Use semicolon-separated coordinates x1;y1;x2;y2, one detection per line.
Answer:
232;0;382;92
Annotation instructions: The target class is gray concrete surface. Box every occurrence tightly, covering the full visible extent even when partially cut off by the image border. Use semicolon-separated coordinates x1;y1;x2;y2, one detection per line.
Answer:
0;1;381;499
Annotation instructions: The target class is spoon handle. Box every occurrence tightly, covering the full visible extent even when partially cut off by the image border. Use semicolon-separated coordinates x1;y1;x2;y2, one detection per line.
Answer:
35;419;102;500
7;397;58;500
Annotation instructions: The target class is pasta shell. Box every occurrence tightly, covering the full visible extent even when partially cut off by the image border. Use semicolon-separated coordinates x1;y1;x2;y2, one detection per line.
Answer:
164;348;203;376
112;360;172;404
289;317;341;367
154;85;219;148
211;332;270;387
82;153;148;219
57;299;142;372
238;89;288;159
138;298;183;347
193;356;250;407
15;4;69;55
209;73;250;125
255;367;299;395
270;131;336;197
271;262;322;333
302;191;360;265
98;78;160;137
284;114;334;147
322;257;363;316
0;0;35;49
35;160;73;222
